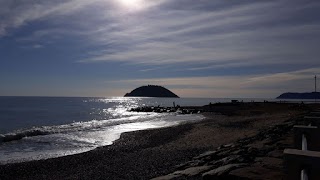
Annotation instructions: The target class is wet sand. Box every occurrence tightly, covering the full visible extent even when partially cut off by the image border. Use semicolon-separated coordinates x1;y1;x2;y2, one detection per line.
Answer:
0;103;311;179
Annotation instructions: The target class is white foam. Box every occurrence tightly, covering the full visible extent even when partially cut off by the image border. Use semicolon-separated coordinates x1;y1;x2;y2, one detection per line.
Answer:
0;113;204;164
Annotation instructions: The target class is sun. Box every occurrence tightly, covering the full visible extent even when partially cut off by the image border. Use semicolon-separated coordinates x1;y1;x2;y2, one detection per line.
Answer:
118;0;144;11
119;0;141;7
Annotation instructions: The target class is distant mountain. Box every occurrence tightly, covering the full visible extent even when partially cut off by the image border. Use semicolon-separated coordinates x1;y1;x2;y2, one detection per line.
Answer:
276;92;320;99
124;85;179;98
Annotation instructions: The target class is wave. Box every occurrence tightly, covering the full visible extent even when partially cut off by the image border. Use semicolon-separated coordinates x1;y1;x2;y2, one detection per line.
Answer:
0;129;51;143
0;112;162;143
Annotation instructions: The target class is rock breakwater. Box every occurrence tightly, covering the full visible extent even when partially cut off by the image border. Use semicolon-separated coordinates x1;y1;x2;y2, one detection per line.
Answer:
152;119;299;179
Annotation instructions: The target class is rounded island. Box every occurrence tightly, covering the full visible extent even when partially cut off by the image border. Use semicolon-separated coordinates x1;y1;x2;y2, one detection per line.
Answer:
124;85;179;98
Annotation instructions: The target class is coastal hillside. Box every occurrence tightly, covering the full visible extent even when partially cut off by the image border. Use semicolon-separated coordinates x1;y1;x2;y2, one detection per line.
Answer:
277;92;320;99
124;85;179;98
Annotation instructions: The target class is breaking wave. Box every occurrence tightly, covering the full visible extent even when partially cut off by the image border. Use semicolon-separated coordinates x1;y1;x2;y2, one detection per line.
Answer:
0;112;161;143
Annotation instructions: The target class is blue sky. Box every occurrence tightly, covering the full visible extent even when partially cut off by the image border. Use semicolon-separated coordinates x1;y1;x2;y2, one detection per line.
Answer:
0;0;320;98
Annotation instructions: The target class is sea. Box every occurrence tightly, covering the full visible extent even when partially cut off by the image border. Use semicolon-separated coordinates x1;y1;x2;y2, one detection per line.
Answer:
0;96;293;164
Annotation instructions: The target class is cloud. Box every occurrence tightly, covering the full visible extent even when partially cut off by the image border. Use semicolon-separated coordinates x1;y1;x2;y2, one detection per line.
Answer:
0;0;169;37
0;0;103;37
109;68;320;97
72;0;320;73
32;44;43;49
5;0;320;70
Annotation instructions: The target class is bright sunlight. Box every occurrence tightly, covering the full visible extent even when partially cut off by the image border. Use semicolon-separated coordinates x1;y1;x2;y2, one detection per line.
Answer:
118;0;144;10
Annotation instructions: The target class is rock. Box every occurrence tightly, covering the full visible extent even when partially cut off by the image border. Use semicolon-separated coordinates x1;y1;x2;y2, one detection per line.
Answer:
228;165;284;180
178;166;213;176
153;166;212;180
223;143;235;148
258;146;275;156
247;147;259;155
209;155;241;166
151;173;181;180
254;157;282;170
155;116;295;180
202;163;248;179
216;149;233;157
193;151;217;160
236;155;255;164
267;150;283;158
231;148;248;156
175;160;206;170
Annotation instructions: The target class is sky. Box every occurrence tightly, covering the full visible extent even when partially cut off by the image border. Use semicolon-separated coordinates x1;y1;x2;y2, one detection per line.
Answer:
0;0;320;98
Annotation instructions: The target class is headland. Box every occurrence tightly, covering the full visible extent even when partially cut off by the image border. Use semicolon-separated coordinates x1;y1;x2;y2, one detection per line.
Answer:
277;92;320;99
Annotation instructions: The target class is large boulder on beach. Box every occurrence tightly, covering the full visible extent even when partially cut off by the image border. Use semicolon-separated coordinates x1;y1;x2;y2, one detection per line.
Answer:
124;85;179;98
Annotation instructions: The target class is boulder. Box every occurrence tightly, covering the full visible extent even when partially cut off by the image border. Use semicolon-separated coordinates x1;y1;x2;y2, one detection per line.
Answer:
193;151;217;160
202;163;248;179
153;166;212;180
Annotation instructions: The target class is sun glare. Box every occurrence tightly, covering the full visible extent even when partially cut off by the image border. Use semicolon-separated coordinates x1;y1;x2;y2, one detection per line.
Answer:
118;0;144;11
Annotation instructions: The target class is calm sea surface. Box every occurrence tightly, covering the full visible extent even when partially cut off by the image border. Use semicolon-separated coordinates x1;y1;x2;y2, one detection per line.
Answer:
0;96;276;164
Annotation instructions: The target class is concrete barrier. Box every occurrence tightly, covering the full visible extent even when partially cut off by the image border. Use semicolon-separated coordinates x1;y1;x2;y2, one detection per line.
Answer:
304;116;320;127
304;116;320;119
284;110;320;179
310;112;320;116
284;149;320;180
294;125;320;151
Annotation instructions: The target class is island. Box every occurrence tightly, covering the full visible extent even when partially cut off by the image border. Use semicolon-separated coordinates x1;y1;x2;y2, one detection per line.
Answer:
277;92;320;99
124;85;179;98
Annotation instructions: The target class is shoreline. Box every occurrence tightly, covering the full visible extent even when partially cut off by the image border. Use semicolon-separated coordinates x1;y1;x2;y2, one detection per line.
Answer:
0;102;313;179
0;112;205;165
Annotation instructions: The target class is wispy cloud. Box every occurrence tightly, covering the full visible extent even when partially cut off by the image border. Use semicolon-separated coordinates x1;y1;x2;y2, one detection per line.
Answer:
109;68;320;97
0;0;91;36
32;44;43;49
72;0;320;72
5;0;320;70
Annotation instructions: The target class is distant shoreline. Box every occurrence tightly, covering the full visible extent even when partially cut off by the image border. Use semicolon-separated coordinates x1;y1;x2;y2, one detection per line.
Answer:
277;92;320;99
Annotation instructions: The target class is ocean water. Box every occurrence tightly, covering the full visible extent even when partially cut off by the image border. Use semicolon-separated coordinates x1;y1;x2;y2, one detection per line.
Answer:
0;96;274;164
